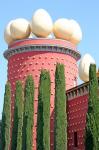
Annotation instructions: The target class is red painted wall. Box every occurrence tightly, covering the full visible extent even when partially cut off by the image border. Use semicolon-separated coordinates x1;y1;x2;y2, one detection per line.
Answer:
9;38;79;54
67;94;88;150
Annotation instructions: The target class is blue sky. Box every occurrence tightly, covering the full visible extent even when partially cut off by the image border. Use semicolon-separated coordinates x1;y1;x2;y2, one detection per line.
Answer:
0;0;99;119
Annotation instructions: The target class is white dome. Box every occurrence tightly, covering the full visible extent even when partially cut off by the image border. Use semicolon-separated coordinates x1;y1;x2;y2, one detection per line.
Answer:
79;54;95;82
31;9;53;37
70;19;82;45
53;18;72;40
4;20;14;45
10;18;31;40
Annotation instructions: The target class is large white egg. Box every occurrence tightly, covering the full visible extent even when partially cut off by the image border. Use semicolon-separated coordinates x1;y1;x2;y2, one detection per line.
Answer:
31;9;53;37
10;18;31;40
53;18;72;40
79;54;95;82
4;20;14;45
70;19;82;45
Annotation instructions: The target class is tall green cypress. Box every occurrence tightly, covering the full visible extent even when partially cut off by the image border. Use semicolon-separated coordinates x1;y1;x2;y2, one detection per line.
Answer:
11;81;24;150
1;82;11;150
22;75;34;150
54;63;67;150
85;64;99;150
37;70;50;150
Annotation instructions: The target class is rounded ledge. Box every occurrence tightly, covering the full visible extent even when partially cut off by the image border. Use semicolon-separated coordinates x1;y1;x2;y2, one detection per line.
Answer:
4;39;81;61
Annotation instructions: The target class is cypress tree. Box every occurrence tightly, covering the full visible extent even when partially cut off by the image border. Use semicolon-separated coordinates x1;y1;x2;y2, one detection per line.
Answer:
22;75;34;150
85;64;99;150
11;81;24;150
54;63;67;150
37;70;50;150
1;82;11;150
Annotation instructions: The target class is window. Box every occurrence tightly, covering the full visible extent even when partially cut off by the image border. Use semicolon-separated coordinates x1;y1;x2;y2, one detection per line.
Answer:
74;132;78;147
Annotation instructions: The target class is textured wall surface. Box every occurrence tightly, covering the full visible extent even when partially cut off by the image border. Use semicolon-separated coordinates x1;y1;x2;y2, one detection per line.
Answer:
67;94;88;150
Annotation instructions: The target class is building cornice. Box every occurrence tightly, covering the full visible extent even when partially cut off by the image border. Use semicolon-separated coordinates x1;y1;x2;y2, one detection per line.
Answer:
4;44;81;61
66;83;89;100
66;78;99;100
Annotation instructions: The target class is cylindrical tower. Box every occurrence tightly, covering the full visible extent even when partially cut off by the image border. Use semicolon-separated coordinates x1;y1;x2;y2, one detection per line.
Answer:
4;38;81;150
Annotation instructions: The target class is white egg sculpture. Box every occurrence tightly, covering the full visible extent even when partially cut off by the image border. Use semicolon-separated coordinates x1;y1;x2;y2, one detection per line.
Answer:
4;20;14;45
31;9;53;37
10;18;31;40
70;19;82;45
79;54;95;82
53;18;72;40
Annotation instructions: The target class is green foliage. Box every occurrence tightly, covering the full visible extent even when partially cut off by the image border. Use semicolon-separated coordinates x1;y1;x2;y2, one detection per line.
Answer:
1;82;11;150
37;70;50;150
22;75;34;150
85;64;99;150
11;81;24;150
54;63;67;150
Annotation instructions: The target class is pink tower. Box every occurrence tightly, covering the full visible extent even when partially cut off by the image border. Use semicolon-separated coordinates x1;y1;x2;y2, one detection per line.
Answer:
4;38;81;150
